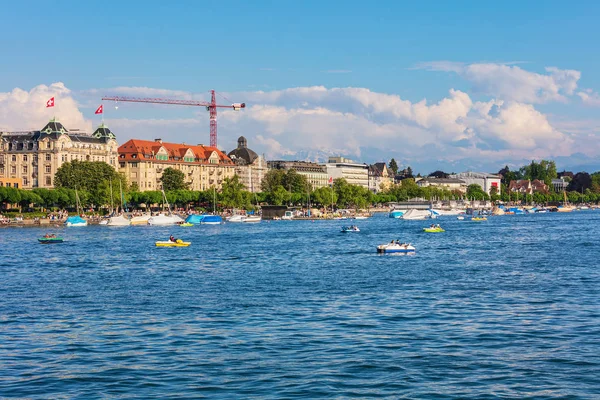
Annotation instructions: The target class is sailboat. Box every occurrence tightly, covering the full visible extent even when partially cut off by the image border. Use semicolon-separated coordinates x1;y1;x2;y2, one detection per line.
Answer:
148;189;184;225
557;191;574;212
107;180;131;226
65;189;88;226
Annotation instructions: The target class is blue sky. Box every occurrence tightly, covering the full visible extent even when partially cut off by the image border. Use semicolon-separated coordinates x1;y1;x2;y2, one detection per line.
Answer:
2;0;600;173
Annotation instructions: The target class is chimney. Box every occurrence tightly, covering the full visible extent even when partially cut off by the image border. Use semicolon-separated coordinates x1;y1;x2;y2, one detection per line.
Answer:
155;138;162;143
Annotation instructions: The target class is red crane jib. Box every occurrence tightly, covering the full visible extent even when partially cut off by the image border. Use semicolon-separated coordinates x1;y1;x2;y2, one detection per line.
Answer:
101;90;245;147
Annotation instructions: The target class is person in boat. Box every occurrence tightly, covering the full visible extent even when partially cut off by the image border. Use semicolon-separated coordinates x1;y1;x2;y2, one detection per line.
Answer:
169;235;176;242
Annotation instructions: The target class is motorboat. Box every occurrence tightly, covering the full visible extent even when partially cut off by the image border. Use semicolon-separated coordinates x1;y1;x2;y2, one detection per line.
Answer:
99;219;109;225
281;211;294;220
341;226;360;232
226;215;245;223
401;209;434;220
377;242;416;254
130;214;151;225
389;210;404;218
242;215;262;223
148;213;184;226
185;214;223;225
65;216;87;227
423;226;445;232
38;236;63;244
155;240;191;247
107;215;131;226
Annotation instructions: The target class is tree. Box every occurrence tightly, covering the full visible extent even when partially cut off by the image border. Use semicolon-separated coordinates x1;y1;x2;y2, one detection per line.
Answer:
389;158;398;175
312;186;337;208
261;169;285;193
161;167;189;191
54;160;126;207
498;165;520;186
283;169;310;193
466;184;489;200
519;160;557;185
268;185;291;205
567;172;592;193
220;175;249;208
429;170;449;178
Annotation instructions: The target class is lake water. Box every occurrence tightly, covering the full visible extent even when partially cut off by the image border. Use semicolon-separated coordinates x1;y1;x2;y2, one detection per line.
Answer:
1;212;599;398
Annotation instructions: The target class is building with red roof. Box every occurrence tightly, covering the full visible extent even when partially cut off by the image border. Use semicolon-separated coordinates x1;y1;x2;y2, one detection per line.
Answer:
118;138;235;191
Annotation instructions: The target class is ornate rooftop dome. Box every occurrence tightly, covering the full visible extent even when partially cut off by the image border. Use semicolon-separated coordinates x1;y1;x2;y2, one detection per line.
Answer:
228;136;258;165
92;123;116;141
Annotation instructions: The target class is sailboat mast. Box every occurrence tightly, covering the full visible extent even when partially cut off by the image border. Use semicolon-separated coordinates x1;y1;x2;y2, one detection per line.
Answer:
109;179;114;214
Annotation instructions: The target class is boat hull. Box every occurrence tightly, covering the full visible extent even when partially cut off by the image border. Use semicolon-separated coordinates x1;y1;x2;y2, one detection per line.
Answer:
38;238;64;244
423;228;445;232
155;241;191;247
377;244;416;253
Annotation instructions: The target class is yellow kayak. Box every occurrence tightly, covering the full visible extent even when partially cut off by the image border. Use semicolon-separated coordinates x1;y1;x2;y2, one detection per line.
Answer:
423;227;445;232
180;223;194;227
155;240;191;247
472;217;487;221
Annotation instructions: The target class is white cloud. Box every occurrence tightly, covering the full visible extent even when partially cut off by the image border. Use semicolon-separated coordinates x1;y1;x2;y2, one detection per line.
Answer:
2;82;589;171
84;86;198;100
0;82;91;132
577;89;600;106
416;61;581;103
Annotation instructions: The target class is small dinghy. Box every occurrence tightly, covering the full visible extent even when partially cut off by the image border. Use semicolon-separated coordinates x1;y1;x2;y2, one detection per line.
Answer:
377;242;416;254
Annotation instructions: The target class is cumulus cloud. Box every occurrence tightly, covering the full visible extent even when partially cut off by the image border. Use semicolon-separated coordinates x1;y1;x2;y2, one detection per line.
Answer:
0;82;91;132
577;89;600;106
417;61;581;103
1;81;584;171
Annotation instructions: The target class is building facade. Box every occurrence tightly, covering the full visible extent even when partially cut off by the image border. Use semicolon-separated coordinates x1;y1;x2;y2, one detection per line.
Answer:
416;177;467;192
118;139;235;191
267;160;329;189
552;178;568;193
227;136;267;193
0;119;118;189
449;172;502;195
326;156;369;188
0;177;21;188
368;162;394;193
509;179;549;195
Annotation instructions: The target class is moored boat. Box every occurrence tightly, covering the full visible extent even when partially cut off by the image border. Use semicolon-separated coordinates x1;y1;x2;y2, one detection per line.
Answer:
65;216;87;227
148;213;184;226
389;210;404;218
107;214;131;226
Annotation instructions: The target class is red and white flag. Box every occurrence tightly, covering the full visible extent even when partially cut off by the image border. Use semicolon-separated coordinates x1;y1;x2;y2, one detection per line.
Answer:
95;104;103;114
46;97;55;108
328;176;333;185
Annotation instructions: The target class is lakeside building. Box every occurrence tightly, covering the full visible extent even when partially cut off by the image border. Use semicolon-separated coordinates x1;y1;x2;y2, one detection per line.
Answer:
267;160;328;189
368;162;394;193
0;119;118;189
326;156;369;188
552;177;568;193
508;179;550;195
0;177;21;188
449;172;502;195
118;139;235;191
416;177;467;193
227;136;267;193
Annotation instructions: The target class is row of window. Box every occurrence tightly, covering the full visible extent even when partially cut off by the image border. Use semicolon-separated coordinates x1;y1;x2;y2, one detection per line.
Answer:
3;142;52;151
0;182;18;188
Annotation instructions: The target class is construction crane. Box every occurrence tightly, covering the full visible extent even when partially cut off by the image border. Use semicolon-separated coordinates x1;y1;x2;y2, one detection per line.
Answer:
102;90;245;148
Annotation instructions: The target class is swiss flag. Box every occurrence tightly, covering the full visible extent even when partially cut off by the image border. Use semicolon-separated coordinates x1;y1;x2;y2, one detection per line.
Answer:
46;97;55;108
95;105;103;114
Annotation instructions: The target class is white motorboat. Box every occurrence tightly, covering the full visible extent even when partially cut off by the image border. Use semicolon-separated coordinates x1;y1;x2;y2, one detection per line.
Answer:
377;242;416;254
226;215;245;223
148;213;184;226
341;226;360;232
281;211;293;220
107;214;131;226
130;214;151;225
401;209;434;220
242;215;262;223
